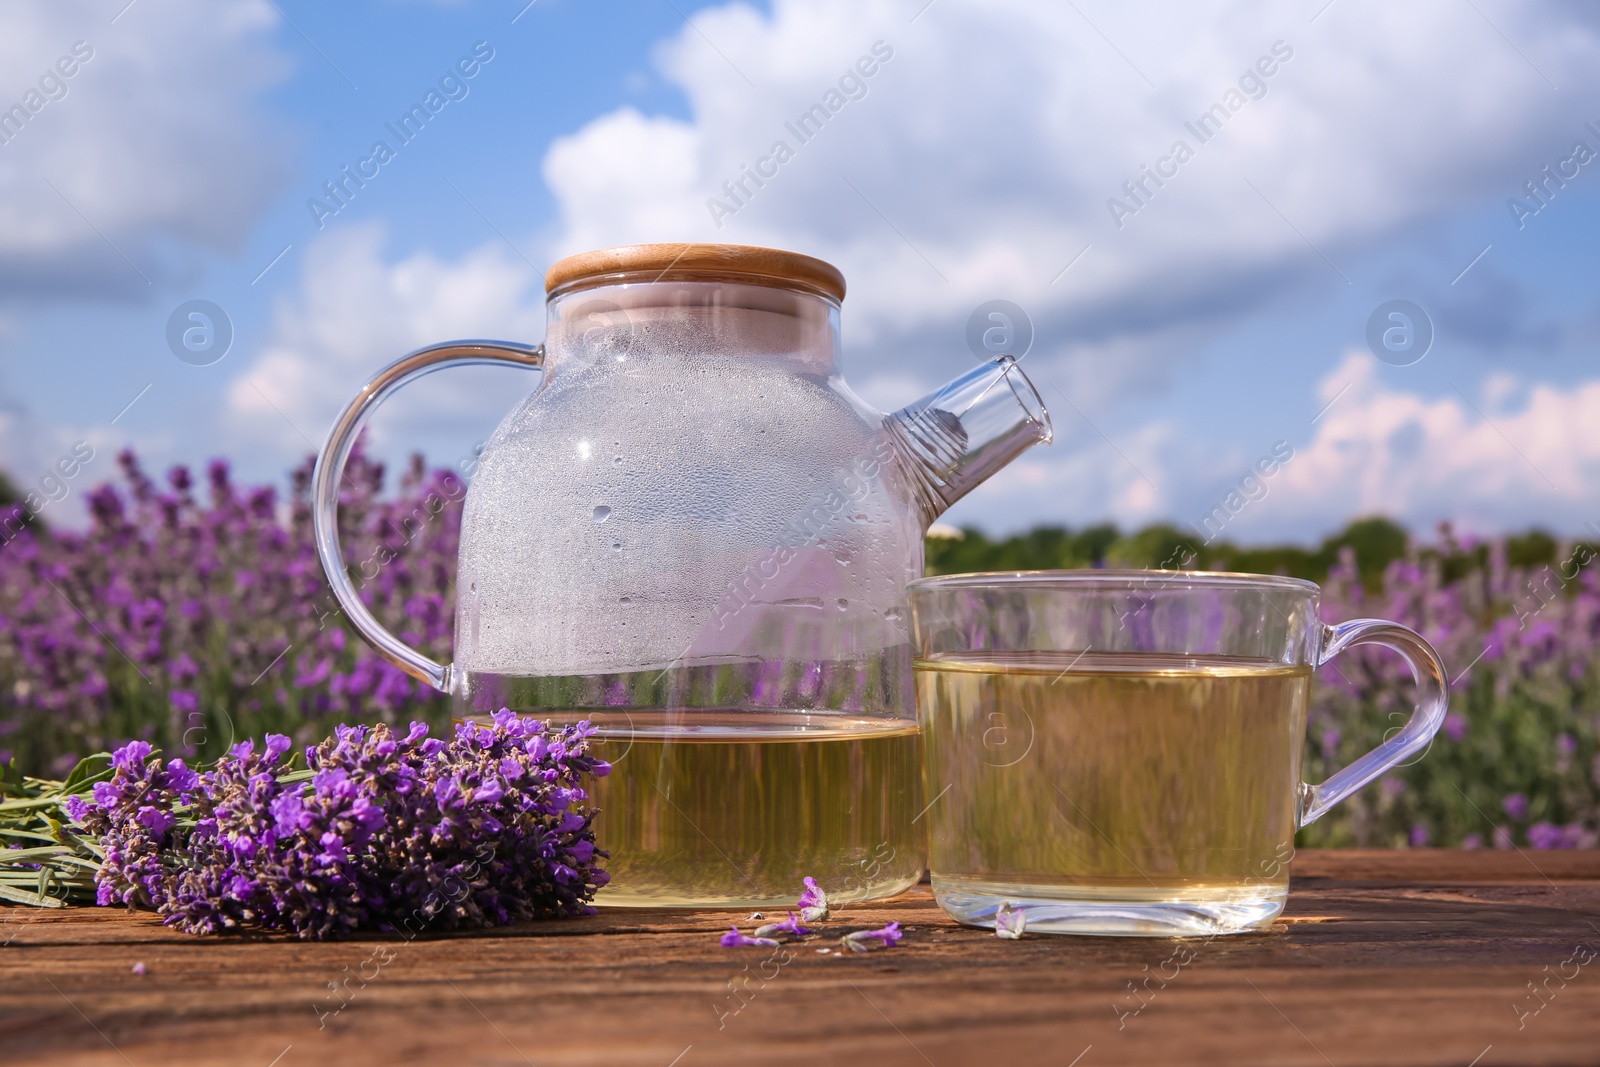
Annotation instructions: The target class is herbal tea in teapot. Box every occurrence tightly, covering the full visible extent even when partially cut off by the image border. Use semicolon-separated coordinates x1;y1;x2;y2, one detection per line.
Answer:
579;709;923;907
313;243;1053;907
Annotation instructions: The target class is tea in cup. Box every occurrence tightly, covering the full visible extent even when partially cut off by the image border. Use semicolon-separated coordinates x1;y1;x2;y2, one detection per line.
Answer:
908;571;1447;936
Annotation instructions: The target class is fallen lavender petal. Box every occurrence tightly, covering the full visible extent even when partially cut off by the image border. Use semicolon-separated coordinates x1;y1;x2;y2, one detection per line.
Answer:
721;925;780;948
840;921;903;951
994;901;1025;940
753;911;811;940
797;875;831;923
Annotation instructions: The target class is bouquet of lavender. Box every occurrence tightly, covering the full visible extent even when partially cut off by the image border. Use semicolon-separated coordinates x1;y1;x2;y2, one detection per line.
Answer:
3;711;610;939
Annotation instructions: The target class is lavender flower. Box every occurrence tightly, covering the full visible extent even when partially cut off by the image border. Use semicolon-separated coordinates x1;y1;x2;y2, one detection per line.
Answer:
994;901;1026;940
720;926;780;948
1502;793;1529;821
753;911;811;940
77;712;610;939
797;876;830;922
1526;822;1594;849
841;921;903;952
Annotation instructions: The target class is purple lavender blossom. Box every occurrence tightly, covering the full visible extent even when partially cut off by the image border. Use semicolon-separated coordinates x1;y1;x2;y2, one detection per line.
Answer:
720;926;780;948
1525;822;1594;849
78;712;610;939
841;921;903;952
1443;714;1467;743
797;876;830;922
1502;793;1529;821
1527;822;1564;849
994;901;1026;940
753;911;811;940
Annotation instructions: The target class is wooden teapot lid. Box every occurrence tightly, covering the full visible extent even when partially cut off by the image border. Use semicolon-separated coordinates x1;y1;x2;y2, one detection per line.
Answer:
545;243;846;303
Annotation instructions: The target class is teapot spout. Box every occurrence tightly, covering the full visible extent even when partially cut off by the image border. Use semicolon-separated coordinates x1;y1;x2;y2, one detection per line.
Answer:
886;355;1053;524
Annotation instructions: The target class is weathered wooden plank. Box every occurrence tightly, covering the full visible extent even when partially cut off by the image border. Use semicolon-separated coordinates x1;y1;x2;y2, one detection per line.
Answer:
1288;848;1600;883
2;851;1597;1067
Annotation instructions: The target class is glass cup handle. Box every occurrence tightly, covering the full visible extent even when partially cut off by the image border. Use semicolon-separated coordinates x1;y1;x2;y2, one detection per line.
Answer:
1297;618;1449;828
310;339;544;694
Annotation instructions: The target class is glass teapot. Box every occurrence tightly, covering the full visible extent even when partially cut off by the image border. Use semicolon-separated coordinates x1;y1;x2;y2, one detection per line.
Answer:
312;243;1053;907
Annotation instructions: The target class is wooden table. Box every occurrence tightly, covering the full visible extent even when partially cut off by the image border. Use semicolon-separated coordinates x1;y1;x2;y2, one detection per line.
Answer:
3;851;1598;1066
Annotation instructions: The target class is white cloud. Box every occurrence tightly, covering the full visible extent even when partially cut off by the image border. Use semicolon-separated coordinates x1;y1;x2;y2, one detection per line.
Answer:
227;223;544;453
939;354;1600;540
0;0;292;296
1267;352;1600;536
538;0;1600;376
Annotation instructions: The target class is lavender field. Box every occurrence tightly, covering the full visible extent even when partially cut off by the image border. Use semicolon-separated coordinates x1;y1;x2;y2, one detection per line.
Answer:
0;447;461;779
3;451;1595;851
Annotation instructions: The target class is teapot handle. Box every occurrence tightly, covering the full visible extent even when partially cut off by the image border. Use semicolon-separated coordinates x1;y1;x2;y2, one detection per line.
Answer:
311;340;545;693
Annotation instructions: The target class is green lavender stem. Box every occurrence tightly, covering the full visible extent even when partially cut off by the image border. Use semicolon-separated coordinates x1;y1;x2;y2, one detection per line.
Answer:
0;754;111;906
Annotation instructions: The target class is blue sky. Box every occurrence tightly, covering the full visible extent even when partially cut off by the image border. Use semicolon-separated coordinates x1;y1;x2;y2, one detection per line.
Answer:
2;0;1598;544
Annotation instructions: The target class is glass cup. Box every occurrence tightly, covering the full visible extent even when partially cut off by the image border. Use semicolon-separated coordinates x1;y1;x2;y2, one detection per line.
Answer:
907;570;1447;937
